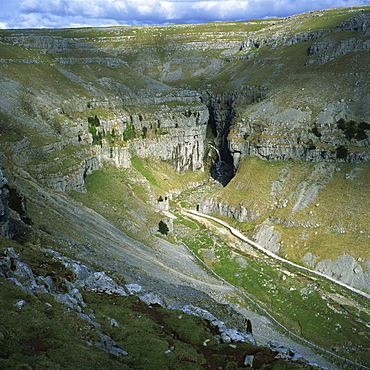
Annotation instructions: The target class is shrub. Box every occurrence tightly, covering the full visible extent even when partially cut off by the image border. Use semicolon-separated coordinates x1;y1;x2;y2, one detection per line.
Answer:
158;220;169;235
336;145;348;159
337;118;346;130
344;126;357;140
337;119;368;140
359;121;370;130
355;129;368;141
88;115;100;126
312;125;321;138
123;122;136;141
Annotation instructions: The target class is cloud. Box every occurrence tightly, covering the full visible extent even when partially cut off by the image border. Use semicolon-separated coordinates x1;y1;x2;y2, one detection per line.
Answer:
2;0;370;28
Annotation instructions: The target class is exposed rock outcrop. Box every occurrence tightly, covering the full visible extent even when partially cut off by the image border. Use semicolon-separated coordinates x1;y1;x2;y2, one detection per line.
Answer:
338;11;370;35
241;29;324;51
253;219;281;253
199;198;259;222
313;254;369;293
5;35;71;53
0;169;12;238
0;247;258;354
306;38;370;65
229;98;370;167
93;96;209;172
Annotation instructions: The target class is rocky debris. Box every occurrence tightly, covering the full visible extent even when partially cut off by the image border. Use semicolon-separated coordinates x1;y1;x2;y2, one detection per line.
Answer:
267;342;316;366
95;331;129;357
43;249;128;296
244;354;254;367
139;292;166;306
54;289;87;312
14;300;26;310
315;254;370;292
0;247;260;352
76;312;101;328
179;304;256;345
302;252;319;269
0;169;12;238
106;317;119;327
1;248;50;294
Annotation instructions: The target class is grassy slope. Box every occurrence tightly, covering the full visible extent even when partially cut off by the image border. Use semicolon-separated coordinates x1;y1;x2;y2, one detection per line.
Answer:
2;237;276;370
101;157;370;367
205;156;370;265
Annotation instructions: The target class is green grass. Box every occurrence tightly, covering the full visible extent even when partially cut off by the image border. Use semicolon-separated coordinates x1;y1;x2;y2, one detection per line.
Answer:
172;209;370;366
131;156;160;188
0;237;307;370
202;156;370;265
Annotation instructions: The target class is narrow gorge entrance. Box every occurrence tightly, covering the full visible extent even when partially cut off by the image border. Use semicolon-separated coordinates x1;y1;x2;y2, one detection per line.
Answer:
204;91;235;186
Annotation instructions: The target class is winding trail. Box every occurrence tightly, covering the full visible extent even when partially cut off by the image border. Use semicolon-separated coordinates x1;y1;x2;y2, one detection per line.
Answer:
180;208;370;370
184;209;370;301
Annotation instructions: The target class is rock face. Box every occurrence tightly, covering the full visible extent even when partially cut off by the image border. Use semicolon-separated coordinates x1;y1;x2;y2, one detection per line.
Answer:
338;11;370;35
253;219;281;253
199;198;258;222
314;254;370;292
229;98;370;168
306;38;370;65
93;96;209;172
4;35;71;53
240;29;324;52
0;169;12;238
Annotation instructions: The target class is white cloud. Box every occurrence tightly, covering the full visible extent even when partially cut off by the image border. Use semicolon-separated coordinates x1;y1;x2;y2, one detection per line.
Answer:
1;0;370;28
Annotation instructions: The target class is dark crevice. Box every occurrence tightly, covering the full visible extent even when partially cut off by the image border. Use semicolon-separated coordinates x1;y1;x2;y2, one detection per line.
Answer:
202;87;265;186
203;91;236;186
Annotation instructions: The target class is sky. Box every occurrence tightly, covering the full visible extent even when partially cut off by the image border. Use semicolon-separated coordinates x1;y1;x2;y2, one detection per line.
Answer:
0;0;369;29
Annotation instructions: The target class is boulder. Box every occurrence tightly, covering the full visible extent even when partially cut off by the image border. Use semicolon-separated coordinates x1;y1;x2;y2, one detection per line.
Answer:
14;300;26;310
95;331;128;357
76;312;101;328
106;317;119;327
78;271;128;296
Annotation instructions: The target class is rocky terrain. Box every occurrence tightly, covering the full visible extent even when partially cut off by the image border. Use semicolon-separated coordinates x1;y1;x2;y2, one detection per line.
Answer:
0;5;370;369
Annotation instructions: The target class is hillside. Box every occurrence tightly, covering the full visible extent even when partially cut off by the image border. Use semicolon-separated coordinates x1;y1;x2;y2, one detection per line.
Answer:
0;5;370;369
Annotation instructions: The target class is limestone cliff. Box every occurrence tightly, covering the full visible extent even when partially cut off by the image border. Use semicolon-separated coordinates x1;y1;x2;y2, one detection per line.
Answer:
91;92;209;172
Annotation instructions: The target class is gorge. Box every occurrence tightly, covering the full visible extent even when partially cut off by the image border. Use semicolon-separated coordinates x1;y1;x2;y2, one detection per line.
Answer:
0;5;370;369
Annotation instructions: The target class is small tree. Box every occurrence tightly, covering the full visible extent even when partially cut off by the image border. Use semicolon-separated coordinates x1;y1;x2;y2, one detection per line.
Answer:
158;220;169;235
336;145;348;159
312;125;321;138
